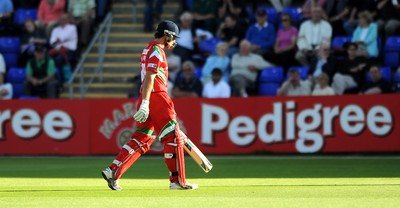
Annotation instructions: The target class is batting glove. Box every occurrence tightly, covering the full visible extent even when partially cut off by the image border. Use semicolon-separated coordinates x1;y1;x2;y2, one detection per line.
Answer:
133;99;150;123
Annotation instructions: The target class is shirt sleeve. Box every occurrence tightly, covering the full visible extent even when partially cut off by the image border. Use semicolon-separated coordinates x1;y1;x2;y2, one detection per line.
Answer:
147;45;162;74
47;58;56;75
26;61;33;76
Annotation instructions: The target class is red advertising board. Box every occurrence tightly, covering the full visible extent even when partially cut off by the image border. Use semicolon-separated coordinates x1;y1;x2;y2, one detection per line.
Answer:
0;94;399;155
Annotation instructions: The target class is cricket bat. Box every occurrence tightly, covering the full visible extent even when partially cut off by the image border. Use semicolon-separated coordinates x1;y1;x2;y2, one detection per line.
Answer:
183;137;213;173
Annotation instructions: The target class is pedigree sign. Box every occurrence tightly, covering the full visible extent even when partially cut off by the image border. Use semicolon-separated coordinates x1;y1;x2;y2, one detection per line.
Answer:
0;95;399;155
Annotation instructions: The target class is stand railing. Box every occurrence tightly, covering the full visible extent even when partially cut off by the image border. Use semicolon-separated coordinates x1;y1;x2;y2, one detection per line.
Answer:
67;12;112;98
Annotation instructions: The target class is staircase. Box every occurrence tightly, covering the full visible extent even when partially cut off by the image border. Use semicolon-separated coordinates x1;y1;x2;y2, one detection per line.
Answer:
61;0;180;98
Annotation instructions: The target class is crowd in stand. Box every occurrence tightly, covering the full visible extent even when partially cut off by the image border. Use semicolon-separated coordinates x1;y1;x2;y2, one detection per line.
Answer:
168;0;400;98
0;0;111;99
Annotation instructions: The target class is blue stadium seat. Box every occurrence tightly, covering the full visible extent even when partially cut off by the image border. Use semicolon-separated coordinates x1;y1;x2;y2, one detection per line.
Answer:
383;36;400;68
331;36;352;50
0;37;20;68
257;7;278;25
19;96;40;100
194;66;202;79
6;68;26;99
366;66;391;81
258;83;280;96
281;7;303;24
287;66;309;80
13;9;38;24
259;67;284;83
199;37;221;54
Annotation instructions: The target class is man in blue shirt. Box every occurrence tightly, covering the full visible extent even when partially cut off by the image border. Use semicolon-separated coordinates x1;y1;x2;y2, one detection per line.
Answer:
245;9;276;56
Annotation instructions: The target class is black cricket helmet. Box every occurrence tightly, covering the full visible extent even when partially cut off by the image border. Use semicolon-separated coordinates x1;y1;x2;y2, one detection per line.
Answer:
156;20;180;38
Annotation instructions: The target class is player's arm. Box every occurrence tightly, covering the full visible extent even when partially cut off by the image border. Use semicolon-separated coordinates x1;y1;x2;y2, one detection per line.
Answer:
133;70;156;123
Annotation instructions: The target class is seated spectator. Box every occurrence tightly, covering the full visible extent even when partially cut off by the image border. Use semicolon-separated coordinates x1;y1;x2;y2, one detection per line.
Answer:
173;12;207;62
19;19;47;67
296;6;332;66
68;0;95;49
201;42;230;84
311;72;335;95
376;0;400;40
308;41;336;82
144;0;165;32
343;0;377;36
217;0;248;26
331;42;369;94
230;40;273;97
360;64;392;94
351;11;379;57
172;60;203;98
24;45;59;98
192;0;218;33
165;49;181;83
277;68;312;96
301;0;327;20
245;9;276;58
0;0;14;35
273;13;298;73
49;13;78;83
0;53;12;99
202;68;231;98
216;14;246;56
37;0;66;37
322;0;349;37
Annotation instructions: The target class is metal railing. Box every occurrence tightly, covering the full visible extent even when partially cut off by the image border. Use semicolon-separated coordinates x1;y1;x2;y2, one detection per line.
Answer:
67;12;113;98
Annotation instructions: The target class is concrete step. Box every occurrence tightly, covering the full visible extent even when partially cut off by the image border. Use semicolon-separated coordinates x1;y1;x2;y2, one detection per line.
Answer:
93;42;147;53
87;52;140;62
113;2;180;14
113;13;175;23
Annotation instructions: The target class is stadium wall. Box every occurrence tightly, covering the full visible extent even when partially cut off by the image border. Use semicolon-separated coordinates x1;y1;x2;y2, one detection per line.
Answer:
1;94;399;155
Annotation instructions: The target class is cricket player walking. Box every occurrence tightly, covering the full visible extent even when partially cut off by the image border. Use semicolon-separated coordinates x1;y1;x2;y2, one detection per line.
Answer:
102;20;198;190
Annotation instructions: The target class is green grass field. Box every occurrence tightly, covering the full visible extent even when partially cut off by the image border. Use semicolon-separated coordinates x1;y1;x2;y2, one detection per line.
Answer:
0;156;399;208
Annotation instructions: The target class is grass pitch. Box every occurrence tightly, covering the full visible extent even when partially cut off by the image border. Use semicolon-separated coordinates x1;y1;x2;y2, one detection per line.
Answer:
0;156;399;208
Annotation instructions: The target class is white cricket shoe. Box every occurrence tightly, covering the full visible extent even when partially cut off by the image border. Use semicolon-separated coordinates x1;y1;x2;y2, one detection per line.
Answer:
101;167;122;191
169;182;199;190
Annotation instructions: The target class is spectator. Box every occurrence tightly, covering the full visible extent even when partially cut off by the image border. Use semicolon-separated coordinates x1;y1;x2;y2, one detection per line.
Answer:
19;19;47;67
215;14;246;56
322;0;349;37
343;0;377;36
273;13;298;73
376;0;400;40
201;42;230;85
217;0;248;26
173;12;205;62
301;0;327;20
296;6;332;66
37;0;66;37
351;11;379;57
308;40;336;82
269;0;292;13
311;72;335;95
192;0;218;33
331;42;369;95
202;68;231;98
230;40;273;97
144;0;166;32
49;13;78;83
277;68;312;96
245;9;276;57
0;0;14;35
24;45;59;98
68;0;95;49
360;65;392;94
172;60;203;98
0;53;12;99
165;49;181;82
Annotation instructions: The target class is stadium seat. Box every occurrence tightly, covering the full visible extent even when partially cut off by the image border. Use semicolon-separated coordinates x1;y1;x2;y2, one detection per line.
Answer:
259;67;284;83
19;96;40;100
13;9;38;24
6;68;26;99
331;36;352;50
194;66;202;79
366;66;391;81
258;83;280;96
281;7;303;25
287;66;309;80
0;37;20;68
199;37;221;54
383;36;400;68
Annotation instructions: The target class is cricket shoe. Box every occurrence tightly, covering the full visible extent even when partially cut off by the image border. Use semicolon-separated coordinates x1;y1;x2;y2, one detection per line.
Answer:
169;182;199;190
101;167;122;191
